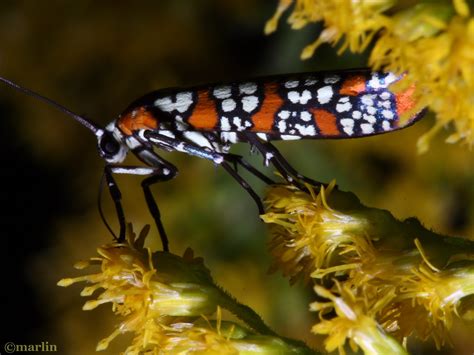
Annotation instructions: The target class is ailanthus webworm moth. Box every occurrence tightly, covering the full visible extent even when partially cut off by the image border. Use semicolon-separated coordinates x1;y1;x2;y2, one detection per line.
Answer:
0;69;425;251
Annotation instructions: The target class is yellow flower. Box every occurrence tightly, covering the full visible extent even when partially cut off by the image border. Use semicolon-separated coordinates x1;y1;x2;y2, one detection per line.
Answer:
311;282;406;355
58;225;312;354
379;261;474;348
262;180;474;350
131;317;240;355
262;181;370;284
58;225;222;351
266;0;474;150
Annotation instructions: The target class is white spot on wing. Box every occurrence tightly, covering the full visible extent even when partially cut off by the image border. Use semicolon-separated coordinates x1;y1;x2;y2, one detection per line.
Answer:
363;114;376;124
382;110;394;119
278;120;287;133
367;106;377;115
300;111;312;122
336;101;352;113
340;118;354;126
284;80;299;88
304;77;317;86
361;123;374;134
317;85;333;104
278;110;290;119
155;96;173;112
352;111;362;119
340;118;354;136
175;92;193;113
222;98;236;112
242;95;259;112
382;120;391;131
221;116;231;131
155;92;193;113
213;85;232;99
256;133;268;141
343;127;353;135
324;75;340;84
295;123;316;136
361;94;375;106
221;99;237;112
288;90;312;104
233;116;245;131
239;82;257;95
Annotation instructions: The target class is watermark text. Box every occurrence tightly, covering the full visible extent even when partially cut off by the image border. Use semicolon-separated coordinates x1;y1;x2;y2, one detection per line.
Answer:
4;341;57;353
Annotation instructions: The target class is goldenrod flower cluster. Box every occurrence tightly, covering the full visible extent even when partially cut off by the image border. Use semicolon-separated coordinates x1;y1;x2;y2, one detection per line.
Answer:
58;225;311;354
266;0;474;151
262;182;474;353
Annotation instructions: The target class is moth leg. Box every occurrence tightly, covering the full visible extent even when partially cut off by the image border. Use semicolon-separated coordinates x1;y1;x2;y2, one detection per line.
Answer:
223;153;275;185
144;131;223;163
103;165;127;242
244;133;323;188
141;171;176;252
220;161;265;214
106;158;177;251
134;149;179;252
144;131;264;214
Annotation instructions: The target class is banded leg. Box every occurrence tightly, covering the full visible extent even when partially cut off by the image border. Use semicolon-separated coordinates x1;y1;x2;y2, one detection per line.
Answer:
143;131;265;214
244;133;323;188
144;131;223;164
105;160;177;250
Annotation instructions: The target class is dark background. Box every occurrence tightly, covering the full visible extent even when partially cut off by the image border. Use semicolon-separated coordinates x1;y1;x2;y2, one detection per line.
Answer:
0;1;472;354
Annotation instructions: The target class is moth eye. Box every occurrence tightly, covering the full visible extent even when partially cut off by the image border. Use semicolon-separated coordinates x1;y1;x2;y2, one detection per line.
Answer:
100;134;120;155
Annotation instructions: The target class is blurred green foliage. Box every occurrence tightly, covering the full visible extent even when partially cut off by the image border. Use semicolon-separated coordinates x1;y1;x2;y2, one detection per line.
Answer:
0;1;472;354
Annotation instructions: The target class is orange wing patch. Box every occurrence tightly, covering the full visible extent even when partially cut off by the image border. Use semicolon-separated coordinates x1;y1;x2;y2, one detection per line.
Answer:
395;84;416;117
251;82;283;132
187;89;219;130
339;75;366;96
311;109;339;136
118;107;158;136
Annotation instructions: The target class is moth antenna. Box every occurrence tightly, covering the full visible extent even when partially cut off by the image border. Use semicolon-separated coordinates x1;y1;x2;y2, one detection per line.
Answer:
0;76;102;135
